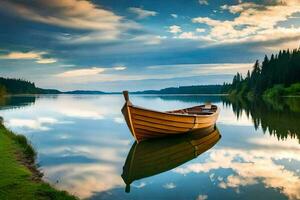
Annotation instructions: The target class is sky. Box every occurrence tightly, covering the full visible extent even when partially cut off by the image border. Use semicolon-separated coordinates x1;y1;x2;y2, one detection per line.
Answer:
0;0;300;92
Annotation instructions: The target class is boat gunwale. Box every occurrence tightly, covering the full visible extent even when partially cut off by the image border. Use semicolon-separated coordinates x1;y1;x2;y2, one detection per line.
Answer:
129;104;220;118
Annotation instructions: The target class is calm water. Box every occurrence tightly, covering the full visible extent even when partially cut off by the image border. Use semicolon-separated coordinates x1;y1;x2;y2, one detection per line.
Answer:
0;95;300;200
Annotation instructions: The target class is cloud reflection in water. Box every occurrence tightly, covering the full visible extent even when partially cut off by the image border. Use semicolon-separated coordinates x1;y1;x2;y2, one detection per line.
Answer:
0;95;299;200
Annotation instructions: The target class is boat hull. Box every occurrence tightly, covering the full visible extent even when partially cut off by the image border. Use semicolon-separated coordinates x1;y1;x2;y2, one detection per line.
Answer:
122;102;220;142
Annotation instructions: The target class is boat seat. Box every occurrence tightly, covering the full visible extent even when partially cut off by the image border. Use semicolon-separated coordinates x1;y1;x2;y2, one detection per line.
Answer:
204;103;212;109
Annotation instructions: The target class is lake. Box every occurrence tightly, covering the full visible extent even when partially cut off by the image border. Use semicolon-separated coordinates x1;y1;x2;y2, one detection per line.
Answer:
0;95;299;200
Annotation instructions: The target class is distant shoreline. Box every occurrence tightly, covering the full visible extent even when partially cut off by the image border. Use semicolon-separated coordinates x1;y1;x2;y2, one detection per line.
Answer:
1;77;299;97
3;93;230;96
4;93;300;98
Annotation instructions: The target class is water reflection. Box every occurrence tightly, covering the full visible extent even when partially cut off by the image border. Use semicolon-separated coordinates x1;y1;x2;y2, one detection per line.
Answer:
173;135;300;200
122;126;221;193
0;95;36;110
0;95;299;200
223;97;300;142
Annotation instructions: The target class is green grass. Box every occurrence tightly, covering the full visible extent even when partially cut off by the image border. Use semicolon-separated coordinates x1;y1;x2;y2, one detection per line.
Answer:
263;83;300;98
229;83;300;98
0;124;77;200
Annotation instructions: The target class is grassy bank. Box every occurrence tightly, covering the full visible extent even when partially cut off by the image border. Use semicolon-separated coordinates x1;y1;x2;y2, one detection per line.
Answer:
0;120;77;200
228;83;300;99
263;83;300;98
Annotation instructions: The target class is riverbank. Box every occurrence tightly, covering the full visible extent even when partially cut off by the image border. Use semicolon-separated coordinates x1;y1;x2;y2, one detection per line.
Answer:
0;120;77;200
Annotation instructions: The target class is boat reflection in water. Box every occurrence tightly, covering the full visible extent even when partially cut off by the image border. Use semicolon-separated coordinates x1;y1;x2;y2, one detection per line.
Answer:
121;126;221;193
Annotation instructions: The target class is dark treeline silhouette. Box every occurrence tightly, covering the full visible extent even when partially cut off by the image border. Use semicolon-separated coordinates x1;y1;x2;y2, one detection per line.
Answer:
64;90;106;94
228;47;300;97
0;77;61;95
134;85;225;94
0;77;111;95
223;97;300;142
0;77;37;94
139;95;223;104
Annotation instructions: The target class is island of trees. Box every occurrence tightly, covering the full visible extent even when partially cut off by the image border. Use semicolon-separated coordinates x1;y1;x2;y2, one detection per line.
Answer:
227;47;300;98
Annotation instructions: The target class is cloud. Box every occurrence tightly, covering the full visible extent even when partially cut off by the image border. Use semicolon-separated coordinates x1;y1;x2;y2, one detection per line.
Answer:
196;195;208;200
113;66;127;71
173;136;300;200
56;67;106;78
163;182;176;189
169;25;182;34
218;106;253;126
114;117;125;124
192;17;220;26
59;108;104;120
0;51;57;64
131;35;165;45
36;58;57;64
55;65;129;78
1;0;138;42
220;3;259;14
128;7;157;19
43;163;123;198
147;63;253;76
38;138;130;198
6;117;60;131
199;0;209;5
169;26;206;40
191;0;300;48
54;63;251;84
196;28;206;33
132;182;147;188
173;33;207;41
0;51;42;59
61;31;122;44
171;14;178;18
177;32;198;40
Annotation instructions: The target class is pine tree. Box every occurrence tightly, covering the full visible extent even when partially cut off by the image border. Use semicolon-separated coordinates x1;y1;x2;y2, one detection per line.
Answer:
227;47;300;96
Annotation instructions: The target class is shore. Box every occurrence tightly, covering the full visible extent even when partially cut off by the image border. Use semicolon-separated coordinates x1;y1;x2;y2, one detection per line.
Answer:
0;119;77;200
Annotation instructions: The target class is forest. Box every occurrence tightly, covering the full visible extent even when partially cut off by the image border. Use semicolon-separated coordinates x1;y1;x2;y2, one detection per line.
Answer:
0;77;60;96
227;47;300;97
135;85;225;94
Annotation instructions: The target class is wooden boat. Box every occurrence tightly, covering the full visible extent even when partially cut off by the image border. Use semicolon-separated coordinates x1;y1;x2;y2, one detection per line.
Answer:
121;91;220;142
121;126;221;192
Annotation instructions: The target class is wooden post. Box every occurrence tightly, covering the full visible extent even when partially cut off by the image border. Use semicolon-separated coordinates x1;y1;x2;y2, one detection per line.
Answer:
123;91;129;102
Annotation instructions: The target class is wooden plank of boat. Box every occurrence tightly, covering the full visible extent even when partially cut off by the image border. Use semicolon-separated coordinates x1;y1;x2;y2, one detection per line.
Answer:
121;127;221;193
121;91;220;142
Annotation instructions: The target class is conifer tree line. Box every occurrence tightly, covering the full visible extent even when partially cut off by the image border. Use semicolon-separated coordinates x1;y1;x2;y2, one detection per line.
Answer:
0;77;61;95
226;47;300;96
137;85;224;94
0;77;37;95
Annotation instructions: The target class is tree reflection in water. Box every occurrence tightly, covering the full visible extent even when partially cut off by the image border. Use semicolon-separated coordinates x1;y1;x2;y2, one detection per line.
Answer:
222;97;300;142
